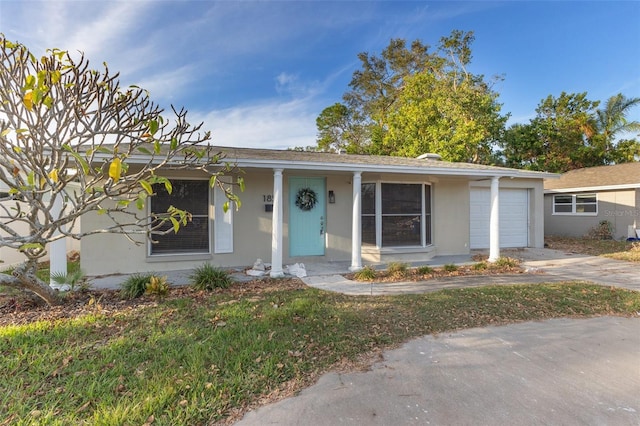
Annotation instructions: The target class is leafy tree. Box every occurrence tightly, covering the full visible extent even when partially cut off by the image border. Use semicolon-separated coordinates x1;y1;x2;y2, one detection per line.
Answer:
315;103;364;153
592;93;640;162
501;92;639;172
316;31;508;162
383;61;507;162
0;37;239;305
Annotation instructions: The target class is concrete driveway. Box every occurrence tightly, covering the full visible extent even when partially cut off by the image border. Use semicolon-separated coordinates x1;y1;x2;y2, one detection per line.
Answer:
237;250;640;425
519;248;640;292
236;316;640;425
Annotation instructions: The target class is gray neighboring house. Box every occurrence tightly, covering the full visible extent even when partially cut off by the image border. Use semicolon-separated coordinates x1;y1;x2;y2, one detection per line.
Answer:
544;162;640;240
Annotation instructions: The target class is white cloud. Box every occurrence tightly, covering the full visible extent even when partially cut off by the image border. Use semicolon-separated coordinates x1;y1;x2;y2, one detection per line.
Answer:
133;65;198;103
194;99;319;150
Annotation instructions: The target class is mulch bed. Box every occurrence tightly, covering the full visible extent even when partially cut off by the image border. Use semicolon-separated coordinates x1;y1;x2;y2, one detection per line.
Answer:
0;278;305;327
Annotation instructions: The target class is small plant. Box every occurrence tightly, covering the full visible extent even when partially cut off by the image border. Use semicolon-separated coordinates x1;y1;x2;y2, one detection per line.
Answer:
442;263;458;272
353;265;377;281
120;273;153;299
492;257;520;269
190;263;232;290
386;262;408;278
145;275;169;297
472;262;488;271
51;269;88;291
416;265;434;275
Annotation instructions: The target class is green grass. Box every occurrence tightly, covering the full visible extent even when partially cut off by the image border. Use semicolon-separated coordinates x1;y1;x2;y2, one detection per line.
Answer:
1;281;639;424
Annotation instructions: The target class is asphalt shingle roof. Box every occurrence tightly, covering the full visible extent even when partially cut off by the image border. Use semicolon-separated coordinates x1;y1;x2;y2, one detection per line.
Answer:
544;162;640;191
213;146;552;178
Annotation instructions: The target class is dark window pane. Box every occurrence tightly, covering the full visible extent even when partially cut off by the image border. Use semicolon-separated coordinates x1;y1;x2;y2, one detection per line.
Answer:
362;216;376;245
151;217;209;254
361;183;376;214
555;205;572;213
150;180;209;254
152;180;209;215
382;215;421;247
554;195;572;205
576;194;596;204
382;184;421;214
577;204;597;213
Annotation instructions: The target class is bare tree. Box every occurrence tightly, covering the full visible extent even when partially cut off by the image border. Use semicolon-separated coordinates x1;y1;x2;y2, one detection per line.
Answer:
0;36;240;305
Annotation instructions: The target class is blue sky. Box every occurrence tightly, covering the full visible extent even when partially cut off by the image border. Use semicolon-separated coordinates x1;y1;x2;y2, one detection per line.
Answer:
1;1;639;150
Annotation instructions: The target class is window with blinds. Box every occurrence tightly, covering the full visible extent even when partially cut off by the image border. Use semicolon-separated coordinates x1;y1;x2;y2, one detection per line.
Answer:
150;180;210;254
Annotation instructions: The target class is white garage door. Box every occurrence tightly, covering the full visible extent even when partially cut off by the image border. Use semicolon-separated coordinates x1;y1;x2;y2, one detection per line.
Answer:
470;188;529;249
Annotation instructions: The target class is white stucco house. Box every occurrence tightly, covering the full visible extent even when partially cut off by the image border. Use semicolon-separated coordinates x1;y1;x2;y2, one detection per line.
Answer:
81;147;554;277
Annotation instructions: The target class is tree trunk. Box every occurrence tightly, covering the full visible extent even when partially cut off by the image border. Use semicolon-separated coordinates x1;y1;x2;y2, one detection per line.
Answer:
0;261;62;306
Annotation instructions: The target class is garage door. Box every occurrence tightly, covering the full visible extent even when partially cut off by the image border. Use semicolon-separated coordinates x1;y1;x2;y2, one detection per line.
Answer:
470;188;529;249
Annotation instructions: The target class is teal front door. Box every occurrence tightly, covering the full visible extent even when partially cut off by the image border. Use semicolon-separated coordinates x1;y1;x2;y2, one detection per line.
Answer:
289;177;326;256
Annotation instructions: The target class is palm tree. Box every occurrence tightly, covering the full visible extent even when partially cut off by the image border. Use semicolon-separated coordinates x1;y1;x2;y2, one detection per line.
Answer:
594;93;640;159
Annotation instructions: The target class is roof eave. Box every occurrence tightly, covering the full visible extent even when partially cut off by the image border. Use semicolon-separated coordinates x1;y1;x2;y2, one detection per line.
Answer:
544;183;640;194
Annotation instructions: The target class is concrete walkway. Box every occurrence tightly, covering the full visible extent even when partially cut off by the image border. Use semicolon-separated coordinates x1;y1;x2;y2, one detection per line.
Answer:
301;248;640;295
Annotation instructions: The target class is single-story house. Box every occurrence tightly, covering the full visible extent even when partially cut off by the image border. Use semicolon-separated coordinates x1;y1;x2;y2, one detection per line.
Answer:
81;147;553;277
544;162;640;240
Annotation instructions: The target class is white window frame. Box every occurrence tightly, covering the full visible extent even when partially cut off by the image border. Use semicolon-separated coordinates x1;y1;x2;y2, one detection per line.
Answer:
552;193;598;216
362;181;433;249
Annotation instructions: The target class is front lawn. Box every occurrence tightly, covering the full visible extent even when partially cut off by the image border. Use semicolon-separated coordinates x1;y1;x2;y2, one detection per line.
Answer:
2;279;639;425
545;236;640;262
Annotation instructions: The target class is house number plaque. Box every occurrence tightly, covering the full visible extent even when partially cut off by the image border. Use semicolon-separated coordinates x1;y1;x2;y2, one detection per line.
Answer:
263;195;273;202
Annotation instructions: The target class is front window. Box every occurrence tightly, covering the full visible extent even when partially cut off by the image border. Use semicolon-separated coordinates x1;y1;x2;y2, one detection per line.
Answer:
553;193;597;215
361;182;432;248
150;180;210;254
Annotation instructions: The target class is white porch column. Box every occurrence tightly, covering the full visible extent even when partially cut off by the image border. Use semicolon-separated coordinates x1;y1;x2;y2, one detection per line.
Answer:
349;171;363;271
49;195;67;289
488;176;500;262
270;169;285;278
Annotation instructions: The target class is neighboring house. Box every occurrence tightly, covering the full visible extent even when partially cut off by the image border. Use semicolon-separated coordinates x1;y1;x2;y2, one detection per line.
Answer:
544;162;640;240
81;147;553;277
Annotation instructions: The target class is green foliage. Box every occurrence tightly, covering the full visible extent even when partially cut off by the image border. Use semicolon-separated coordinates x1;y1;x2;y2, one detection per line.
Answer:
145;275;169;297
383;63;506;163
386;262;409;278
443;263;458;272
472;262;488;271
353;265;377;281
315;30;507;162
120;273;153;299
50;269;88;291
500;92;640;172
315;103;363;153
189;263;232;290
491;257;520;268
416;265;434;275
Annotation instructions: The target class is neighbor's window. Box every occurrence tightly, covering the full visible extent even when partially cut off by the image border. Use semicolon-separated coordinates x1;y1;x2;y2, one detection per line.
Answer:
150;180;210;254
361;182;432;247
553;193;597;215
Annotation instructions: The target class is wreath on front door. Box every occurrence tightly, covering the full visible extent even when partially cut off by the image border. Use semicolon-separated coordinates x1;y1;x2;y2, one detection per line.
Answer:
295;187;317;211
